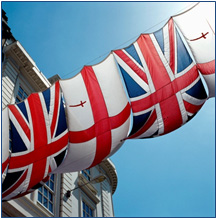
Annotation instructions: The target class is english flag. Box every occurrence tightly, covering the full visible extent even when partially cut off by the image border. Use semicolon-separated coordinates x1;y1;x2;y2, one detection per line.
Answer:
54;53;131;173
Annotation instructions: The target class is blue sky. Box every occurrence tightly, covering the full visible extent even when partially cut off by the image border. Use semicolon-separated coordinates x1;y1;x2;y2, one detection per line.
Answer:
2;1;215;217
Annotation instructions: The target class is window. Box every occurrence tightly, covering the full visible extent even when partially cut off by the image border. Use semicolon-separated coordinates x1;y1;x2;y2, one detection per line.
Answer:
82;169;91;181
82;200;94;217
16;85;28;103
38;174;55;213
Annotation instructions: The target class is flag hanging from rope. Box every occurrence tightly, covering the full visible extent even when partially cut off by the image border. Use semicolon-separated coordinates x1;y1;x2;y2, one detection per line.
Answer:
113;18;207;139
53;54;131;173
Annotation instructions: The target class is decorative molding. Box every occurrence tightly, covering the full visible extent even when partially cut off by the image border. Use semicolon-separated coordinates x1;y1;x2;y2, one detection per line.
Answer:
4;41;51;92
2;196;53;217
99;159;118;194
77;174;100;204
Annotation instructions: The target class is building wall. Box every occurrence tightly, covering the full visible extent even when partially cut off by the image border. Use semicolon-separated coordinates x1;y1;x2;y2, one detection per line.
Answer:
2;11;117;217
2;58;19;108
59;163;116;217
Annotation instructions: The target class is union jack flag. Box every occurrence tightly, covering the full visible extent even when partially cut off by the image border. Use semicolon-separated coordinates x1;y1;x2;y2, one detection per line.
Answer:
113;18;207;139
2;81;69;201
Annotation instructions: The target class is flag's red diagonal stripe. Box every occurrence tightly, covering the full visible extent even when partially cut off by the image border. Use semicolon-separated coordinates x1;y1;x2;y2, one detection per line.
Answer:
69;103;131;143
2;170;28;198
138;34;171;90
131;66;198;113
8;105;31;141
2;157;9;174
81;66;111;167
174;66;199;91
197;60;215;75
8;133;68;169
28;93;47;149
114;50;148;84
127;109;157;139
168;18;175;74
183;100;204;114
50;82;60;137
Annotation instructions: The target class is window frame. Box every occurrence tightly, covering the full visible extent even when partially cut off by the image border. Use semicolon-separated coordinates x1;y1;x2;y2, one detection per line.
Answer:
37;174;55;214
81;169;91;181
15;84;28;103
82;199;95;217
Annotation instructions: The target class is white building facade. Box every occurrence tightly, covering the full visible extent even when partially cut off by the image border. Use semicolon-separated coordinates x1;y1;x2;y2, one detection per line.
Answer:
2;10;118;217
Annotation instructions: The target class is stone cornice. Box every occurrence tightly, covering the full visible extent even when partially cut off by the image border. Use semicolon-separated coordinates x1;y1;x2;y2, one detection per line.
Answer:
99;159;118;194
4;41;51;91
